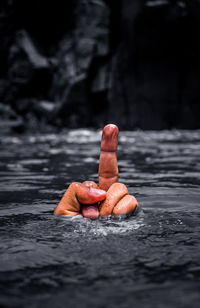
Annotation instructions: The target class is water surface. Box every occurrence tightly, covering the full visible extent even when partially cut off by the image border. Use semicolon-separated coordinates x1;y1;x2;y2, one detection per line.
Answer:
0;129;200;307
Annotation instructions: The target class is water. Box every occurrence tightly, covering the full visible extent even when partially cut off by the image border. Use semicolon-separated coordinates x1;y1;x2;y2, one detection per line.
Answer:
0;129;200;308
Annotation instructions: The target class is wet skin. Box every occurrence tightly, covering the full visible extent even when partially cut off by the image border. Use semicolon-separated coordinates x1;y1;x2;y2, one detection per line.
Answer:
54;124;138;218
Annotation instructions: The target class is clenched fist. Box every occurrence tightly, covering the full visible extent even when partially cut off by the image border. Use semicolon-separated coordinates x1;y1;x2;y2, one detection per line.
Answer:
54;124;138;218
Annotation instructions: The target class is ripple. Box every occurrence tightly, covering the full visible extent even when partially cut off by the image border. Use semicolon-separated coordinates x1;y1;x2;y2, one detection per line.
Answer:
0;129;200;307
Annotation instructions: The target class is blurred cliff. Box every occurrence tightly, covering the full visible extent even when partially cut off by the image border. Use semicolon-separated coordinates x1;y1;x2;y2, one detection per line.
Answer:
0;0;200;132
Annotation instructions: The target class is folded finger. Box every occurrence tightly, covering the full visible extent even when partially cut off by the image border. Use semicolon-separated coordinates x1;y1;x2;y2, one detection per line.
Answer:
98;124;119;191
99;183;128;216
112;195;138;216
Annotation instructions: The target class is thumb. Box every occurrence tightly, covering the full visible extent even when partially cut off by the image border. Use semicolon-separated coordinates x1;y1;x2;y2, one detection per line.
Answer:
76;183;106;204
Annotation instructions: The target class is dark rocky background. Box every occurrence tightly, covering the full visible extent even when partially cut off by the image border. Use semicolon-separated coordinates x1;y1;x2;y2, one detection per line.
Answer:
0;0;200;132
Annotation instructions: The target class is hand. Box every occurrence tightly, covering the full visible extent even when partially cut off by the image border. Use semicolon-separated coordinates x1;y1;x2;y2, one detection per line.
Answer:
54;124;138;218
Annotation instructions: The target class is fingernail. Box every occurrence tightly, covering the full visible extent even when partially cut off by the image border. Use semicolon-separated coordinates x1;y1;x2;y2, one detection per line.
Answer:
90;188;106;196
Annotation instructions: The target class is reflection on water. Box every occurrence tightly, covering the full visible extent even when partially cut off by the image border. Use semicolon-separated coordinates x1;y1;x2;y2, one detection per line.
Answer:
0;130;200;307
